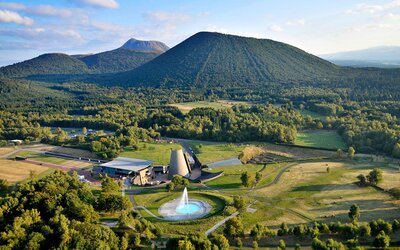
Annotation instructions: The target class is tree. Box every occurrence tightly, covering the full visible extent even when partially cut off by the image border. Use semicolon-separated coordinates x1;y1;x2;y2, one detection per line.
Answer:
101;176;121;193
232;195;246;212
212;234;229;250
240;171;253;187
348;204;360;223
166;182;175;192
393;219;400;232
367;168;383;186
252;240;258;249
120;233;129;250
255;172;262;183
373;231;390;249
295;244;301;250
357;174;367;186
223;216;244;238
278;239;286;250
348;147;355;160
0;178;9;191
235;237;242;248
277;222;290;236
392;143;400;158
336;148;343;158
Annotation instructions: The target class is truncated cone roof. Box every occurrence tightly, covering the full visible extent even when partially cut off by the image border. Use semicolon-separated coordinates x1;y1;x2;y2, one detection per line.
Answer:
168;149;190;179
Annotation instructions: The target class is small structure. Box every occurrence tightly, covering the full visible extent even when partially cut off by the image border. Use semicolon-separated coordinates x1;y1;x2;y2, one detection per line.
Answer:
100;157;153;186
168;149;191;179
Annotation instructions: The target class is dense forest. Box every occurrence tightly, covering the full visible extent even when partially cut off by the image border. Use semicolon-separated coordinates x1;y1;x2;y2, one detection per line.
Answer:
0;78;400;158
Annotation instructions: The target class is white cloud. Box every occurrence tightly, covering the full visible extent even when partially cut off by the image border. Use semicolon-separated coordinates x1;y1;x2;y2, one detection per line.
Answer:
29;5;74;18
0;2;25;10
0;2;81;18
0;9;33;26
347;0;400;14
74;0;119;9
143;11;190;23
286;19;305;26
269;24;283;32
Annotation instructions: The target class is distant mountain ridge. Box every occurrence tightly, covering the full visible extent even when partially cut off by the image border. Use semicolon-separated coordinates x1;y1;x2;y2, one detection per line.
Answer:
0;38;169;77
121;38;169;52
321;46;400;68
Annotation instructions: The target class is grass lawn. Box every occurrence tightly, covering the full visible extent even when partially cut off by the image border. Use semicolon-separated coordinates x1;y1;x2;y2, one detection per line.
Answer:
204;164;262;190
188;141;245;164
121;142;181;165
168;100;250;114
294;130;346;150
14;151;70;165
252;161;400;225
0;159;50;183
133;187;230;236
297;109;327;121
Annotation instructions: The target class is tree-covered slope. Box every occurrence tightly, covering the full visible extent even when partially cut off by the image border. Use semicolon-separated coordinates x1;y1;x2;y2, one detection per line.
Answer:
78;48;162;73
117;32;342;87
0;53;90;78
0;38;168;77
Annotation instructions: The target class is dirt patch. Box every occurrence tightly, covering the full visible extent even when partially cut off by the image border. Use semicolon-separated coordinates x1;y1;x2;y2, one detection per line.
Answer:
256;143;336;160
169;104;193;112
0;147;17;157
0;159;49;183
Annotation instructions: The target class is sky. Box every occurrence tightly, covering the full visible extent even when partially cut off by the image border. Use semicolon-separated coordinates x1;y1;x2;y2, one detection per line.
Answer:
0;0;400;66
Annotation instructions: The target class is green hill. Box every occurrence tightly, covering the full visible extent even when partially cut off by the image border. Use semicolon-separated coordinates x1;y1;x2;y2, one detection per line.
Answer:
0;38;168;77
0;53;90;78
116;32;343;87
78;48;162;73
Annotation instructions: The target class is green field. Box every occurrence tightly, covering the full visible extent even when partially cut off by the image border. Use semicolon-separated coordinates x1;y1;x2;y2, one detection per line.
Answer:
15;151;69;164
294;130;346;149
188;141;245;164
121;142;181;165
169;100;250;114
297;109;327;121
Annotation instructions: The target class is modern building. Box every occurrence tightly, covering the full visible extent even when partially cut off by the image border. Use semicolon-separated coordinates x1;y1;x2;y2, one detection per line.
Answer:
168;149;191;179
100;157;153;186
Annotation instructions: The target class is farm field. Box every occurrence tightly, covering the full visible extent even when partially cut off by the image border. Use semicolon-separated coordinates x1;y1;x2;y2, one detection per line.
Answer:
294;130;347;150
121;142;181;165
0;159;51;183
188;141;245;164
0;147;17;157
168;100;250;114
12;150;93;169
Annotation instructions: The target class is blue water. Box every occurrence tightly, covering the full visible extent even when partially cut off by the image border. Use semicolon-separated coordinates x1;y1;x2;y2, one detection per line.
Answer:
176;203;201;214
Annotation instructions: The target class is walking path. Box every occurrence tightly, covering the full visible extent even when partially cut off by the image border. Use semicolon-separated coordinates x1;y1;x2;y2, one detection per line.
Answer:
205;211;239;236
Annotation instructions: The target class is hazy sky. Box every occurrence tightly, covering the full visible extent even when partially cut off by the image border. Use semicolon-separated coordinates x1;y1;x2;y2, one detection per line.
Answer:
0;0;399;66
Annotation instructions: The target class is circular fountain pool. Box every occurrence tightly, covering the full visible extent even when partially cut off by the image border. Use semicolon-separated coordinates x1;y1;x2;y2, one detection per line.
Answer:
176;203;201;214
158;199;211;221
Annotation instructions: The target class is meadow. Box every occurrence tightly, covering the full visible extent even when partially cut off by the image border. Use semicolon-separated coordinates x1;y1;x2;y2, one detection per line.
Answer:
121;142;181;165
188;141;245;164
168;100;250;114
294;130;347;150
0;159;52;183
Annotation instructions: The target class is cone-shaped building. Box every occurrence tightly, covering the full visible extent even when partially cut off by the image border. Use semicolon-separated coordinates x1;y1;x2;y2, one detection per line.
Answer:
168;149;191;179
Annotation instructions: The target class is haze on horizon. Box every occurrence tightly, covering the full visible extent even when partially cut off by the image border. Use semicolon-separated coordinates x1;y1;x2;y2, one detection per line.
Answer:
0;0;399;66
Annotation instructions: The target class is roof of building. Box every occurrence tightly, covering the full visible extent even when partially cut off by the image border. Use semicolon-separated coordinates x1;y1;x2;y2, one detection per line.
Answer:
100;157;153;172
